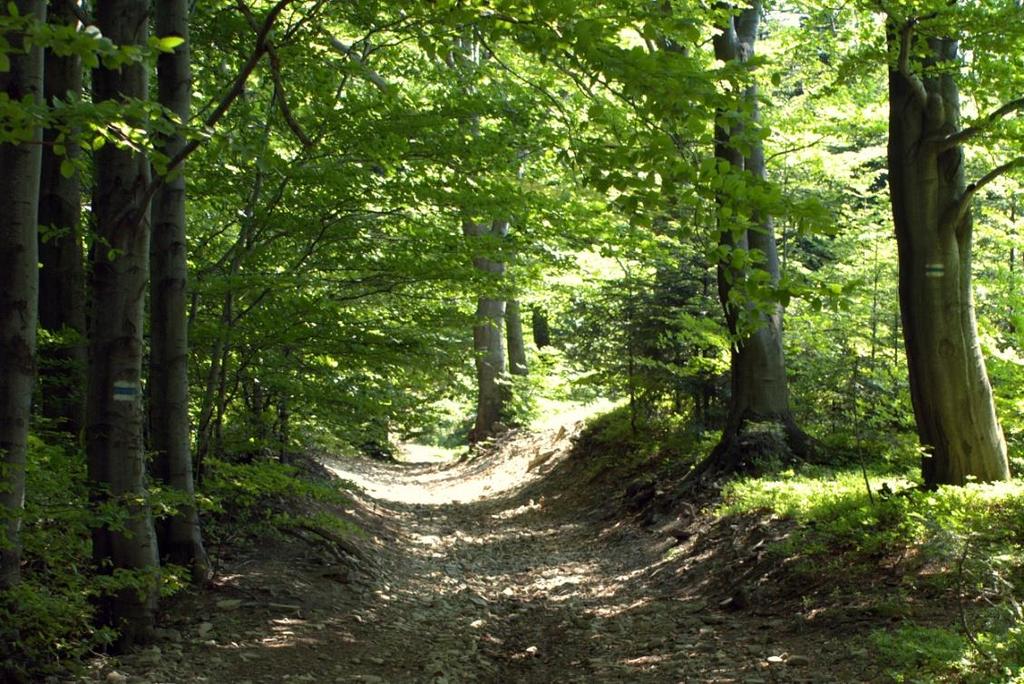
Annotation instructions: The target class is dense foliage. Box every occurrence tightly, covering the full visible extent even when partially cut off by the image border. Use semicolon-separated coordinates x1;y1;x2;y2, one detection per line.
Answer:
1;0;1022;679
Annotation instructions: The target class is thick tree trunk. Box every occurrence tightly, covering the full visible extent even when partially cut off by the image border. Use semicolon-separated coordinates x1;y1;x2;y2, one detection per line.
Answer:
465;219;509;442
88;0;160;647
0;0;45;595
38;0;85;437
887;33;1009;486
703;1;805;473
150;0;210;583
506;299;528;376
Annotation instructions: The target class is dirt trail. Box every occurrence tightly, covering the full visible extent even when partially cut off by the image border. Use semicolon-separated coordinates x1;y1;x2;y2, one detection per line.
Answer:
94;416;880;683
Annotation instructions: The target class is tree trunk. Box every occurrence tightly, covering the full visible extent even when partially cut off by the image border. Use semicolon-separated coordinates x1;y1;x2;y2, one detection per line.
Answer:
531;306;550;348
0;0;45;595
506;299;528;376
465;219;509;442
38;0;85;437
887;31;1009;486
702;1;806;474
88;0;160;647
150;0;210;584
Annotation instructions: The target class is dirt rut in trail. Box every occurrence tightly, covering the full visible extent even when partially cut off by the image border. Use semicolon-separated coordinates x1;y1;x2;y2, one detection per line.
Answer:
92;418;881;683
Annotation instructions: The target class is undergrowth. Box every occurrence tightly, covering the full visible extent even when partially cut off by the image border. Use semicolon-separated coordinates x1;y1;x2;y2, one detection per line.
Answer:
3;437;358;680
720;466;1024;682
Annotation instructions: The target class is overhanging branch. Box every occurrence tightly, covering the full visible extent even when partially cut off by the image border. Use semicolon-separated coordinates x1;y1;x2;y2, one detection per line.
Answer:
238;1;313;148
950;156;1024;228
937;96;1024;150
132;0;297;225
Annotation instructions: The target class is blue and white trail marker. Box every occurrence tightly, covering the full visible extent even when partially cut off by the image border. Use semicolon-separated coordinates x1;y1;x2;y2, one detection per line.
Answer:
925;263;945;278
113;381;140;401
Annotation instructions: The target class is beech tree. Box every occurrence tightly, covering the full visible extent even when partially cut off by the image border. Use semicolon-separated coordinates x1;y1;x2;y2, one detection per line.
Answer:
465;219;510;441
703;0;807;471
0;0;45;594
150;0;209;583
885;7;1018;486
87;0;160;645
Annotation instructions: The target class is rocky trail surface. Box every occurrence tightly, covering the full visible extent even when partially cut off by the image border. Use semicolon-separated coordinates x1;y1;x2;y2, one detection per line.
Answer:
91;413;884;683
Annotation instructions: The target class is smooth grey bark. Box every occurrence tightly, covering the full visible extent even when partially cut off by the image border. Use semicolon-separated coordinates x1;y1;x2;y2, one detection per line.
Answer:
703;1;805;472
0;0;45;594
506;299;528;376
150;0;210;583
88;0;160;647
464;219;509;442
38;0;85;437
887;23;1010;486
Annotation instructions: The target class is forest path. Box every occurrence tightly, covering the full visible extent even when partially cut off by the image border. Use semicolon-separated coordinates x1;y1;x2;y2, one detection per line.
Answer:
97;411;874;683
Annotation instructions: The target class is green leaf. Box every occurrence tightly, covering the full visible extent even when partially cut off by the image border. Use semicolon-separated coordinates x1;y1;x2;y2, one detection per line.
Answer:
0;52;8;72
154;35;185;53
59;159;75;178
7;2;18;17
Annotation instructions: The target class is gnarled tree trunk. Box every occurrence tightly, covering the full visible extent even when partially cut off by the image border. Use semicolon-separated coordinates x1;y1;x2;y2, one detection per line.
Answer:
887;26;1009;486
150;0;210;583
38;0;85;437
88;0;160;647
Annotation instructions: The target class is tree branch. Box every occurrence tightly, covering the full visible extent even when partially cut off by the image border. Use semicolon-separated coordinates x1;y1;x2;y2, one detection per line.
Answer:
133;0;296;225
238;2;313;148
170;0;297;168
937;96;1024;149
951;156;1024;228
326;36;392;94
897;17;928;106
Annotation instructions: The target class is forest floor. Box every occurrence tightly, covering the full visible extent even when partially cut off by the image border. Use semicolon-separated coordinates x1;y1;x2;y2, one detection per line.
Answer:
85;408;895;684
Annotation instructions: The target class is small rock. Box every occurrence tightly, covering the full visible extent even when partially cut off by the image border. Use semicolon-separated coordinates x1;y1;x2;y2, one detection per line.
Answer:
787;655;810;666
369;656;385;665
525;646;538;656
106;672;127;684
197;622;214;637
216;598;242;610
766;655;784;664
